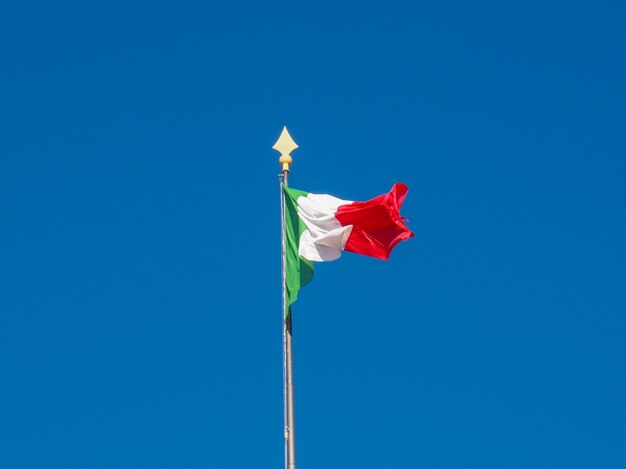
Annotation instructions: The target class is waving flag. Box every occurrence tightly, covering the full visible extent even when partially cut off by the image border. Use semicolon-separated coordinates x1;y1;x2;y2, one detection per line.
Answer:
283;183;413;314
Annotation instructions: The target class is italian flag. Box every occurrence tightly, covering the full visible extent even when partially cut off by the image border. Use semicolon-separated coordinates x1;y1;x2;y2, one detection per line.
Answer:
283;183;414;315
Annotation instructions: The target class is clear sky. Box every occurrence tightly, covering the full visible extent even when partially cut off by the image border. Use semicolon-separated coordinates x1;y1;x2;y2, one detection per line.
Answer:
1;1;625;468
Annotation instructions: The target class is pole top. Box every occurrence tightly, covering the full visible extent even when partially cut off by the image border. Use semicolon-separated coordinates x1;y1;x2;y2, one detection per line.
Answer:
273;126;298;172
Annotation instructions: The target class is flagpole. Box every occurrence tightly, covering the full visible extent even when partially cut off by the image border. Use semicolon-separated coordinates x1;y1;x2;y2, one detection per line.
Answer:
275;127;298;469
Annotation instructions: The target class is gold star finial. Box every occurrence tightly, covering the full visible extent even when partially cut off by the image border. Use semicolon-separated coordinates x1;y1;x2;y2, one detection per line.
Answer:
273;126;298;172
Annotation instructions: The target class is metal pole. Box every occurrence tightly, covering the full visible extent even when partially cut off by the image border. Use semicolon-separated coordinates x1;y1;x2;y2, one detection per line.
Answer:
283;171;297;469
275;127;298;469
285;323;296;469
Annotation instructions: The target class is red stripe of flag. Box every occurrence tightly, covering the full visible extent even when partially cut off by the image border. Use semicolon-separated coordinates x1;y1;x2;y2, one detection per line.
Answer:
335;183;414;260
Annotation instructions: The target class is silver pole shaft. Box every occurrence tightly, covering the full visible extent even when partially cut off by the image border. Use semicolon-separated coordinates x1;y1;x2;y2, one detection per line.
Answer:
282;170;297;469
285;315;296;469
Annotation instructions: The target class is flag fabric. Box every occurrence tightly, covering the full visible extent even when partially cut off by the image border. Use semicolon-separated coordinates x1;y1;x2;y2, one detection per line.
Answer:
283;183;414;315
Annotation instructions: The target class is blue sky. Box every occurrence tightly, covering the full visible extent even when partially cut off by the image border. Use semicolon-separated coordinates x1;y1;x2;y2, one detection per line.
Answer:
1;1;625;468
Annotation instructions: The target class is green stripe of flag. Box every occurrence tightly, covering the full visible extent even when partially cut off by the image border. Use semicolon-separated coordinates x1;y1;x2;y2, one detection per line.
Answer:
283;186;314;317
